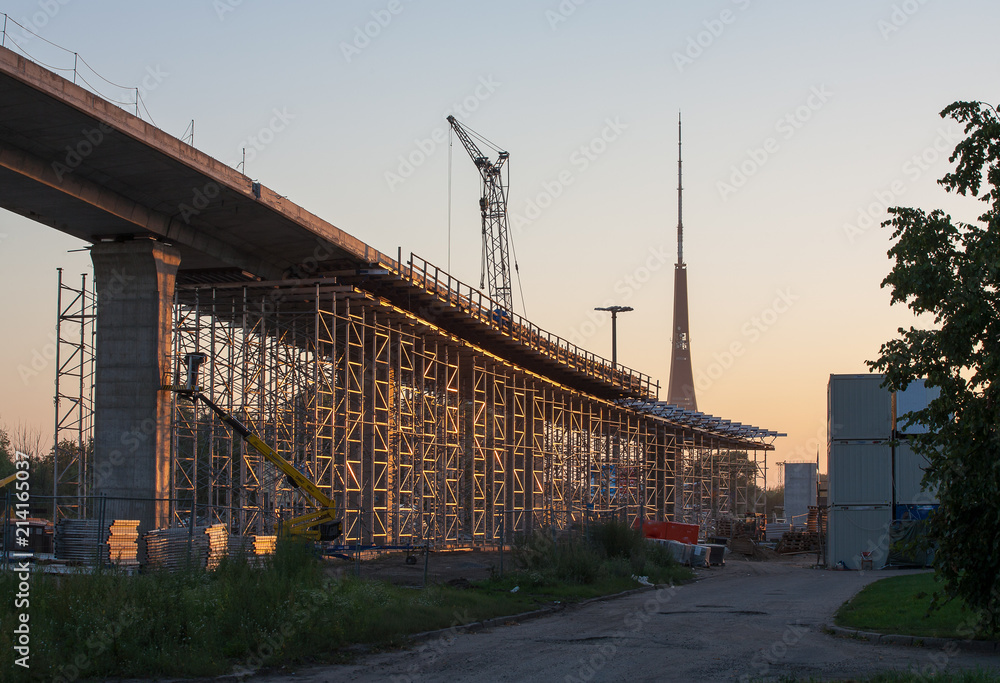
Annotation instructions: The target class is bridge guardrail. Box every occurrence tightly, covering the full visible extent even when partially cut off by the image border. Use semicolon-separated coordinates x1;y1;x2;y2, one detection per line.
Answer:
387;253;657;400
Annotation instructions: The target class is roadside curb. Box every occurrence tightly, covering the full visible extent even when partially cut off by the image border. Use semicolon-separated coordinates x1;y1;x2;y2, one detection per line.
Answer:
826;624;999;652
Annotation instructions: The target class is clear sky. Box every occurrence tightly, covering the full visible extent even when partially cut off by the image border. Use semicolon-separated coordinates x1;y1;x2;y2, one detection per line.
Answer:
0;0;996;477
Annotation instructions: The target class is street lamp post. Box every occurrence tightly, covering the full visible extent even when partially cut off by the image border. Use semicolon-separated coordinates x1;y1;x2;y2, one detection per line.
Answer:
594;305;633;366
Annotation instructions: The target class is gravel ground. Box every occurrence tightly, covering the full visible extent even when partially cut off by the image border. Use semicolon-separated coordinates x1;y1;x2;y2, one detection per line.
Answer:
256;558;1000;683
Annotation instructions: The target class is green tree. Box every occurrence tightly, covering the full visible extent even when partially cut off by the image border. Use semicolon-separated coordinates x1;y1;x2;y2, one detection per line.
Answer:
868;101;1000;632
0;424;13;481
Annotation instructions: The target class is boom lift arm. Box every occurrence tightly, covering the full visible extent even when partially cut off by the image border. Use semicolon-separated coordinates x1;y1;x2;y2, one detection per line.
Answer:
173;353;341;543
446;115;514;313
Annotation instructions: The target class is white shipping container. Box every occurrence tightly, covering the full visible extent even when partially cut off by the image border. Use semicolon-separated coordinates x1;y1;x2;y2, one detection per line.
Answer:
895;380;939;435
827;506;892;570
829;442;891;505
829;374;892;440
895;441;937;504
785;463;818;525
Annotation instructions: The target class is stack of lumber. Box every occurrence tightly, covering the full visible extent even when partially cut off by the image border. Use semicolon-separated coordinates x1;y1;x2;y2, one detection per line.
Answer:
205;524;228;569
254;535;277;555
776;530;820;553
106;519;140;567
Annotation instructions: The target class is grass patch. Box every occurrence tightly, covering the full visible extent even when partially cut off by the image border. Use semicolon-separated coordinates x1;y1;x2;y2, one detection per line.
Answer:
757;672;999;683
864;671;1000;683
510;519;694;588
835;573;993;640
0;522;689;680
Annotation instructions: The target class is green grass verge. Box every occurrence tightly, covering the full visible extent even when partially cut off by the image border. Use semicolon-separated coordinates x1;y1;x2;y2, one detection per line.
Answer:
0;522;692;680
761;671;999;683
835;573;993;640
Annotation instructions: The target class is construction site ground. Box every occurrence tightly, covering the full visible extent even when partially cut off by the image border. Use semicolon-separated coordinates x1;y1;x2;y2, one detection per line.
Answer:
258;555;1000;683
323;547;506;586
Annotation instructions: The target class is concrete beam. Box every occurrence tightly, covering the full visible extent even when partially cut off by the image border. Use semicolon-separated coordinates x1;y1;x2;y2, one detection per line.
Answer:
91;239;180;530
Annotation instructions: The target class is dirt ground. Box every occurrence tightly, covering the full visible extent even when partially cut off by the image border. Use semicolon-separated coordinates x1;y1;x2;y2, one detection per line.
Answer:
323;547;507;586
322;544;820;586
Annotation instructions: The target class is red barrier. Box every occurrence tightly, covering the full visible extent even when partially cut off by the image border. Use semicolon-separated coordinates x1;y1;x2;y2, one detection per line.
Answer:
635;519;699;544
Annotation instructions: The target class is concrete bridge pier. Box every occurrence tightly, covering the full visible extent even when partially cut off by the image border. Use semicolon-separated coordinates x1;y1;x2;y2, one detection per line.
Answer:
91;239;180;531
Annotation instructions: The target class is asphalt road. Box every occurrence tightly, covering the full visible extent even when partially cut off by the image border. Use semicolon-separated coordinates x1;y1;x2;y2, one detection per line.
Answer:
257;559;1000;682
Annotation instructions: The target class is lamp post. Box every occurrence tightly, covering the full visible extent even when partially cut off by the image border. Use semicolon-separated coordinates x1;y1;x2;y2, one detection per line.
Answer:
594;305;633;366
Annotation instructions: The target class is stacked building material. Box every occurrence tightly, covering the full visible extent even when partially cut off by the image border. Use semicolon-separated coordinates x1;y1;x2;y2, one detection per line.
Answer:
254;535;277;555
54;518;140;566
55;519;106;563
105;519;140;567
145;528;206;570
145;525;229;570
205;524;228;569
776;530;820;553
227;535;254;557
765;522;791;542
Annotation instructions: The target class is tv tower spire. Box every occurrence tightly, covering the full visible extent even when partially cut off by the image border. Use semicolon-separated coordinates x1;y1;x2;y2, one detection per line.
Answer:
667;112;697;411
677;112;684;266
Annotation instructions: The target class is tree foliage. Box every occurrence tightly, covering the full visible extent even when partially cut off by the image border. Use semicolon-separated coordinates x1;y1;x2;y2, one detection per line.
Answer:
868;101;1000;632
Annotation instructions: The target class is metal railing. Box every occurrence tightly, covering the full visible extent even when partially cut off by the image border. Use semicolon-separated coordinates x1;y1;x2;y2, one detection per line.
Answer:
392;253;658;400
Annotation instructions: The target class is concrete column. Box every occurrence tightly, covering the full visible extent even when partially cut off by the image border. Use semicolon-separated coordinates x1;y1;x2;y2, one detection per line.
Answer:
91;240;180;531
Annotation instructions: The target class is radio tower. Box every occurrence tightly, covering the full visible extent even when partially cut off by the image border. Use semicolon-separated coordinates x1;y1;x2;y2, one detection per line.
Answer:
667;113;697;411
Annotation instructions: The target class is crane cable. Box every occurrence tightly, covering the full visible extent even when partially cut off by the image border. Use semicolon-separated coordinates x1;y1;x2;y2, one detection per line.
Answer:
447;125;453;272
506;157;528;318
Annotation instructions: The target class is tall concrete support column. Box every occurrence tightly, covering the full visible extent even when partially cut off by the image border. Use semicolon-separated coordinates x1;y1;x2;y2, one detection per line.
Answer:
91;240;181;530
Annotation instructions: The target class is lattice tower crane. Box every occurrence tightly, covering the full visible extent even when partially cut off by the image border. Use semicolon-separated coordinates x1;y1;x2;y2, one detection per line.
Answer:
446;115;515;313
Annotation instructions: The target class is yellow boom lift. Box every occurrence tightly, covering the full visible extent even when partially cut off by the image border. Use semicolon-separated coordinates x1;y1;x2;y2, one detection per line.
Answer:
173;353;342;543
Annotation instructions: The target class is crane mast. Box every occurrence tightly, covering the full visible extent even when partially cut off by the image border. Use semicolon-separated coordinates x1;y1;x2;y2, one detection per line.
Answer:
446;115;513;313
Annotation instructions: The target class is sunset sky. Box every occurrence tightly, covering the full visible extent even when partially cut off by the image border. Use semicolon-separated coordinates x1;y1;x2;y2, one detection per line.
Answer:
1;0;996;478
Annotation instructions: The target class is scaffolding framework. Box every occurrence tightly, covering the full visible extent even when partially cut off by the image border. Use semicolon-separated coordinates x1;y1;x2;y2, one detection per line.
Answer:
51;263;776;542
53;269;96;522
168;273;775;545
